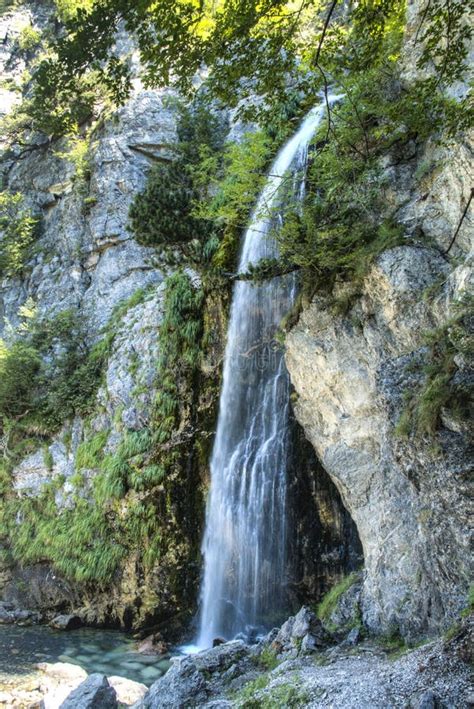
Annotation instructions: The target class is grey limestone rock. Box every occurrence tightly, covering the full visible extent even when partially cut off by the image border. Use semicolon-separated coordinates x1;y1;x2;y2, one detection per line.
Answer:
286;245;472;639
59;674;117;709
49;614;82;631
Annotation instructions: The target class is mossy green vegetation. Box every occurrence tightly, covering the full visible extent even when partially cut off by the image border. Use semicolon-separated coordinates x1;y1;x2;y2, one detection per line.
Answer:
235;674;308;709
463;584;474;617
234;674;270;708
257;647;280;671
75;430;109;471
0;192;39;277
396;293;473;438
0;273;209;591
316;571;360;628
0;308;109;467
6;486;126;584
0;0;17;15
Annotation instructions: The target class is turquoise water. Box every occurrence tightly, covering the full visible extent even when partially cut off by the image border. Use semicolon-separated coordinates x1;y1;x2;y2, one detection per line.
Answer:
0;625;171;686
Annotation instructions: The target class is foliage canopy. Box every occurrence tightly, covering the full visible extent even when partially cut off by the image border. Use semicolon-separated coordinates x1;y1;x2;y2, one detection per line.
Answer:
22;0;472;137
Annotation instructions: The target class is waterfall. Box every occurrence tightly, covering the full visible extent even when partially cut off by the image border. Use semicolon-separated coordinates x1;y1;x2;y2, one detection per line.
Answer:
196;100;335;649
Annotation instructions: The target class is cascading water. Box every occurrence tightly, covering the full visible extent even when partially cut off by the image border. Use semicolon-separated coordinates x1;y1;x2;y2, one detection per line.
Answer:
197;100;336;650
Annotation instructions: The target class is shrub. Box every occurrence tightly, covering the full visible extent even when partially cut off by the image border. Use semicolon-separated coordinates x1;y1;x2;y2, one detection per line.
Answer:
129;98;225;253
257;647;279;671
0;192;39;277
235;674;270;708
0;340;41;420
0;309;110;465
396;294;473;438
17;26;42;53
129;161;209;247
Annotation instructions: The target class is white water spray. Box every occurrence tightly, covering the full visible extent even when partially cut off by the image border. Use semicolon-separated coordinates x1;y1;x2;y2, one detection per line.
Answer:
197;99;337;649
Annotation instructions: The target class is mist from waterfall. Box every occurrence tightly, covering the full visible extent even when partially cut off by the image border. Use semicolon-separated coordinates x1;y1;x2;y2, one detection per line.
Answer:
197;100;336;649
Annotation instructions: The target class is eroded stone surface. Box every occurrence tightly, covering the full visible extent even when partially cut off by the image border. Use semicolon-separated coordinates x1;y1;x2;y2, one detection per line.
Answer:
286;245;472;638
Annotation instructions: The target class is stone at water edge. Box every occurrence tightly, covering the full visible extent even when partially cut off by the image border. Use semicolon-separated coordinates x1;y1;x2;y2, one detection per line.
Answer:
37;661;88;684
138;641;251;708
0;605;14;623
274;605;327;653
136;633;168;655
49;614;82;630
59;673;117;709
37;662;88;709
107;676;147;705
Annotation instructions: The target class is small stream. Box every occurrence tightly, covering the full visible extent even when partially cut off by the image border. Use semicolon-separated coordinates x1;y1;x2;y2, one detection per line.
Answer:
0;625;171;686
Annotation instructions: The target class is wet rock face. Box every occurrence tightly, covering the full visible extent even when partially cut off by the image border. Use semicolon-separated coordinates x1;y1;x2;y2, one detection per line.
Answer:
286;421;363;610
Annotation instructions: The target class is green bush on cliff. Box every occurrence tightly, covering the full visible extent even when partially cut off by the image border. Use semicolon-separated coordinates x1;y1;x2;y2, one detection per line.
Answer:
397;293;473;438
0;309;110;466
129;99;225;254
129;161;208;247
0;192;39;277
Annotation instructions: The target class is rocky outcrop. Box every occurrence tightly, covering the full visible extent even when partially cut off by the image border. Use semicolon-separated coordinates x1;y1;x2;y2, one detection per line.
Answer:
286;150;472;638
59;674;117;709
0;3;184;629
285;2;472;640
132;613;473;708
49;614;82;630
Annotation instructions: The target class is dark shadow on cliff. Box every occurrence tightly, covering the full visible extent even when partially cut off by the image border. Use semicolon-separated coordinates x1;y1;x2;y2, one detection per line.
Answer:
285;401;363;612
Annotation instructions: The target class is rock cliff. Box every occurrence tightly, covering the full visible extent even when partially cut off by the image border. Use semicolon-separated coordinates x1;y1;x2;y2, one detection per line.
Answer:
0;0;471;644
285;15;473;637
0;1;360;631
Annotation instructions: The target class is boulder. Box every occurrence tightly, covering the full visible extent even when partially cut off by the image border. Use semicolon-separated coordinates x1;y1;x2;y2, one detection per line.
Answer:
275;606;326;653
141;662;207;709
0;605;14;623
344;627;360;646
38;662;88;709
13;608;42;624
141;641;251;708
328;578;362;632
50;614;82;630
300;633;318;654
136;633;168;655
418;690;439;709
292;606;322;639
59;674;117;709
107;676;147;706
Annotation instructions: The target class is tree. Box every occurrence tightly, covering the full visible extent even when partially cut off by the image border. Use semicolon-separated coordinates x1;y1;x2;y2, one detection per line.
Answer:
25;0;472;138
